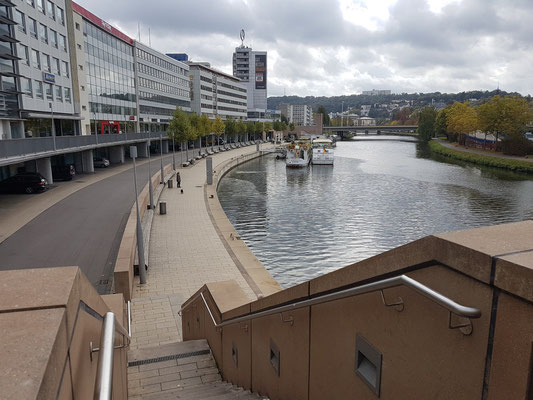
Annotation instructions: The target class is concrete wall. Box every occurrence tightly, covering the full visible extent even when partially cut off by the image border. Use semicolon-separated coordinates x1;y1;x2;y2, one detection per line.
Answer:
181;221;533;400
0;267;129;400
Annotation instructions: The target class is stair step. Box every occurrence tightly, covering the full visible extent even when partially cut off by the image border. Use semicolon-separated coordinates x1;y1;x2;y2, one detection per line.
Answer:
129;340;210;365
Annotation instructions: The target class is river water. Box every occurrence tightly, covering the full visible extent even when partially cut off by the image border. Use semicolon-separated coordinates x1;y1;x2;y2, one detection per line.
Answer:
217;137;533;288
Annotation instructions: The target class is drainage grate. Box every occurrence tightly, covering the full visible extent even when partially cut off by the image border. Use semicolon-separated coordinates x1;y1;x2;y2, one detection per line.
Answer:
128;349;211;367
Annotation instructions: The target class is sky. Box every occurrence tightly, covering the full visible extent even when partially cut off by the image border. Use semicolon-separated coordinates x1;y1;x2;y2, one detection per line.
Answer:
75;0;533;97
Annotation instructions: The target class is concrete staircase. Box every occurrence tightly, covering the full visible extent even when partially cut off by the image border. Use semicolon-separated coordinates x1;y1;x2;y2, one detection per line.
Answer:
128;340;267;400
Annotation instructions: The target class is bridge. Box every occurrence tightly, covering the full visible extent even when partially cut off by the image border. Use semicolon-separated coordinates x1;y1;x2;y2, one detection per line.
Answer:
324;124;418;139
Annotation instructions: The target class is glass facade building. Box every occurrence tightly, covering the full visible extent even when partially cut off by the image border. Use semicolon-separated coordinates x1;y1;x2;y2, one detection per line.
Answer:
73;2;136;134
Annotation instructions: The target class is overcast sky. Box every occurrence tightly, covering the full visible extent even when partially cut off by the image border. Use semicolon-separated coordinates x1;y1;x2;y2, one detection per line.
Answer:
75;0;533;97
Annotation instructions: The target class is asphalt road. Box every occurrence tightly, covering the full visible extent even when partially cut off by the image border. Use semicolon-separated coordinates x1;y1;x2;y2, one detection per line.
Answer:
0;153;177;293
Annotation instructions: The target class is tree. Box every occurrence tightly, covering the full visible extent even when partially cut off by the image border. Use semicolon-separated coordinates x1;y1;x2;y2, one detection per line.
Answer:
212;116;225;146
254;121;263;138
224;118;236;142
446;101;478;143
273;120;283;131
188;113;202;153
167;108;193;164
434;108;448;138
236;120;246;142
477;95;533;145
264;121;273;132
417;107;437;141
289;122;295;132
246;121;255;140
280;114;289;124
317;105;330;126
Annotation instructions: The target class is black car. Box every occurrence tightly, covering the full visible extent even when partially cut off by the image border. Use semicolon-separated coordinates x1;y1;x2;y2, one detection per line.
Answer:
52;164;75;181
0;172;48;194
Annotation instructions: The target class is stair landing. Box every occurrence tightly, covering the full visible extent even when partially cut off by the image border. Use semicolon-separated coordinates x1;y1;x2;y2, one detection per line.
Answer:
128;340;266;399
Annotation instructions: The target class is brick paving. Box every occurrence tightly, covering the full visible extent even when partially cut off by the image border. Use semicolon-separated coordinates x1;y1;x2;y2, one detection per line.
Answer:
130;145;262;350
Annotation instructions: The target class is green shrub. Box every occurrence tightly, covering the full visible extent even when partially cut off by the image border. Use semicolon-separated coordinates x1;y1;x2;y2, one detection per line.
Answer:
429;140;533;174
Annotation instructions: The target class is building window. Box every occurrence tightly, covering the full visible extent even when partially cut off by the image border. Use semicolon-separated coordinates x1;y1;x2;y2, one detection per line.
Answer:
14;10;25;33
55;85;62;101
56;7;64;25
44;82;53;100
21;78;32;97
39;23;47;44
19;44;30;65
36;0;44;13
77;43;81;50
28;17;37;38
64;87;71;103
50;29;57;48
46;1;54;20
58;34;66;52
34;80;43;99
42;53;50;72
52;57;60;75
75;22;80;30
61;60;68;77
31;49;40;69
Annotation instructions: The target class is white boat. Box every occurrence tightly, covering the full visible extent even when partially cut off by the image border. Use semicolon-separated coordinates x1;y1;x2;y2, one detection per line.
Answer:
311;138;335;165
286;140;312;168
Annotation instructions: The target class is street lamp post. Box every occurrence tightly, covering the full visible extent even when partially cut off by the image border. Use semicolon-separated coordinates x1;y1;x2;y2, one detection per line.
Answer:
172;136;176;170
341;101;344;128
50;102;56;150
130;146;147;284
159;134;164;184
147;140;154;209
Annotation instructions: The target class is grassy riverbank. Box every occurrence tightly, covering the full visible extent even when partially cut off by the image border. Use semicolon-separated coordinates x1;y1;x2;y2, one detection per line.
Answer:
429;140;533;174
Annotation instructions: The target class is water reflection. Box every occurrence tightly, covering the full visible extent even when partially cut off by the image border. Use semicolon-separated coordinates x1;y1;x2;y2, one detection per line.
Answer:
218;137;533;288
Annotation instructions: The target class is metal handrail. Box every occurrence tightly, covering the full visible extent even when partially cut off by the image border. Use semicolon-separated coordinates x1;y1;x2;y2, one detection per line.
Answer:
92;302;132;400
94;313;116;400
184;275;482;334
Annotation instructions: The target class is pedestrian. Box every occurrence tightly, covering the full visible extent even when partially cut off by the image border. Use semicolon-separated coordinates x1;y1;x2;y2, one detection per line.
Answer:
176;172;181;188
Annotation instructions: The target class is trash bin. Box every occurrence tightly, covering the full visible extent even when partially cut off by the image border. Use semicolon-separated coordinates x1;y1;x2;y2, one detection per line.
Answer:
159;201;167;215
167;179;173;188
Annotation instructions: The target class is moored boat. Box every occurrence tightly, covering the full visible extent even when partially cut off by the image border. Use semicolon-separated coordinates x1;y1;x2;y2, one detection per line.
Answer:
312;138;335;165
286;140;312;168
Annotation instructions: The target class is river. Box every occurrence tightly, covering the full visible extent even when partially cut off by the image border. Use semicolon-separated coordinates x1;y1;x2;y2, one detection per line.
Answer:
217;137;533;288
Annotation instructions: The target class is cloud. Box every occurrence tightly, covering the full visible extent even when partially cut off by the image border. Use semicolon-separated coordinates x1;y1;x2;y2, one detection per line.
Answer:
74;0;533;97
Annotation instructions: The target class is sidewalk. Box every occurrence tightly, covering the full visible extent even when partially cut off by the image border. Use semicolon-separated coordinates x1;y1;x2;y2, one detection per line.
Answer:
130;145;267;351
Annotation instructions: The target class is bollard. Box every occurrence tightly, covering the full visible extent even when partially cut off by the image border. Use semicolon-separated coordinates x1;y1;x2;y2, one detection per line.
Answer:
168;179;173;189
159;201;167;215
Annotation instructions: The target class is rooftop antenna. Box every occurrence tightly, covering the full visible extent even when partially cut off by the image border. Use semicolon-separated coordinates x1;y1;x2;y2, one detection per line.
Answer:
148;27;151;47
240;29;245;47
138;21;141;41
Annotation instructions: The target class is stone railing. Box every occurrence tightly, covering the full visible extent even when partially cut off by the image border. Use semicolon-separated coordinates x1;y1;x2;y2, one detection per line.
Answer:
180;221;533;400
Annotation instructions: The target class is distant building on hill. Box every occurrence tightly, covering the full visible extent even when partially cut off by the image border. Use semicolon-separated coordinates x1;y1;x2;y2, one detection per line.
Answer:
362;89;391;96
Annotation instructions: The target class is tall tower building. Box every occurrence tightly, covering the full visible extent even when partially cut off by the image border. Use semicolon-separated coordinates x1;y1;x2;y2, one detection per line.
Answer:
232;32;267;121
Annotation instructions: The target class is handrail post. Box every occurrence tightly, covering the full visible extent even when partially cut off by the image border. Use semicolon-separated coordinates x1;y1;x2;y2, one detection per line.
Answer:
94;312;116;400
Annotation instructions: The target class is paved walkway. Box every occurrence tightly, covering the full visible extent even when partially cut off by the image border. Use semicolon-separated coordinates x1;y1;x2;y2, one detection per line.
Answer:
130;145;266;351
435;139;533;163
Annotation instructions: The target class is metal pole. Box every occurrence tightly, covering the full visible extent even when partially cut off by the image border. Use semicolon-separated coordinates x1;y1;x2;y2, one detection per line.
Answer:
147;140;154;209
50;102;56;150
93;312;116;400
131;146;147;284
341;101;344;128
159;134;164;184
172;137;176;170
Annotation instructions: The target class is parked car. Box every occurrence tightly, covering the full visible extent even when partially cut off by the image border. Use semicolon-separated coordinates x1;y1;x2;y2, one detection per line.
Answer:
93;157;110;168
0;172;48;194
525;132;533;142
52;164;75;181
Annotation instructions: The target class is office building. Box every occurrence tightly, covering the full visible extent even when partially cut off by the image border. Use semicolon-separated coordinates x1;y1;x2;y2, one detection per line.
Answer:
0;2;22;141
166;53;188;62
188;62;247;120
278;103;313;126
14;0;79;137
232;45;267;121
72;2;137;134
135;41;190;132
